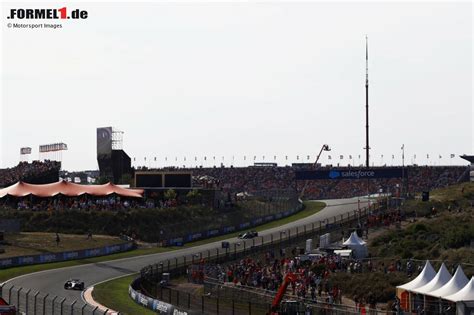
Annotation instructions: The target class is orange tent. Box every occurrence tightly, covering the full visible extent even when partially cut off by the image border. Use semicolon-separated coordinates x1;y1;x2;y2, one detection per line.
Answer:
0;181;143;198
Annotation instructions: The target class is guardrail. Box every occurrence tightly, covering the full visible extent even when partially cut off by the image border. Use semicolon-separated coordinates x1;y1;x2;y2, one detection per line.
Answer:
0;242;136;269
129;277;194;315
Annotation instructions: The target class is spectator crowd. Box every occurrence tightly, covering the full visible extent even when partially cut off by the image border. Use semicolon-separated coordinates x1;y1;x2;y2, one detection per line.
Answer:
190;165;467;199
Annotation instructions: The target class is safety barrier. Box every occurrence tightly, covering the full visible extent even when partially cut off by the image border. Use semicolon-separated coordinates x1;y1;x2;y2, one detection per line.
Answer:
164;200;304;246
131;201;382;314
129;277;194;315
0;242;135;269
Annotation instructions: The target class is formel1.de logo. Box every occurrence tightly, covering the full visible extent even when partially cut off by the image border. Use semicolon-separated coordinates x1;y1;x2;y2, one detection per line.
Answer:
7;8;88;20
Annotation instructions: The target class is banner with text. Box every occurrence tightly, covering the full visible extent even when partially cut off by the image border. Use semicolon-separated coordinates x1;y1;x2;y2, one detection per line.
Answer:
295;168;404;180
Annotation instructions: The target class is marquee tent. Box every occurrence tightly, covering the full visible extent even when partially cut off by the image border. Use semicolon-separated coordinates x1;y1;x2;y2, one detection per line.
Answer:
396;261;436;311
411;263;452;295
397;261;436;292
0;181;143;198
342;231;367;259
426;265;469;299
444;277;474;302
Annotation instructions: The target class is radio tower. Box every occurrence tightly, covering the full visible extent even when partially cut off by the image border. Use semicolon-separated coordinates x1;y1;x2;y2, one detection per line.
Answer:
365;35;370;168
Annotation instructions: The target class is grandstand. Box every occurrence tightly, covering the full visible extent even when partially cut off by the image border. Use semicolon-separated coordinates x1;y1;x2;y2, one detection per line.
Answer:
187;165;467;200
0;160;60;188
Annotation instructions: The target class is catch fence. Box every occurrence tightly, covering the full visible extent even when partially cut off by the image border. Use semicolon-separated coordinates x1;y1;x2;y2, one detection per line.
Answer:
135;201;386;314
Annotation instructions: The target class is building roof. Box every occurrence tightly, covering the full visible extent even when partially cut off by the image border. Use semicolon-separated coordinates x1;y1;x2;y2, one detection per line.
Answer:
0;181;143;198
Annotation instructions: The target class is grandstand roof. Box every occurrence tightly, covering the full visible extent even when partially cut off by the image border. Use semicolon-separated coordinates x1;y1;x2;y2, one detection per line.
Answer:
0;181;143;198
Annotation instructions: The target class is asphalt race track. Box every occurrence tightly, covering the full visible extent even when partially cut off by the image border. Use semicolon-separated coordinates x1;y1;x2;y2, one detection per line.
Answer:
3;197;369;312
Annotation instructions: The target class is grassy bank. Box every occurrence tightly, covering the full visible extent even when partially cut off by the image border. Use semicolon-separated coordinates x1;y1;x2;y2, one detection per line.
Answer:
92;274;155;315
331;182;474;303
0;232;123;258
0;201;324;283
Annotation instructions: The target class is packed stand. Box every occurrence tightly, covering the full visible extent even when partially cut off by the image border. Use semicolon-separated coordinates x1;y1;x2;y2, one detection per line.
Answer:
0;160;61;187
188;165;467;199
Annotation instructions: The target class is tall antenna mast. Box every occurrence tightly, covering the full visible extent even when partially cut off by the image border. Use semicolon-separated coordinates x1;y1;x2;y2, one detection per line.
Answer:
365;35;370;168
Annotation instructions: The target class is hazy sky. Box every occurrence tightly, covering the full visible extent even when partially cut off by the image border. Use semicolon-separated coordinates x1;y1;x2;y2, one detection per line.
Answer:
1;1;472;171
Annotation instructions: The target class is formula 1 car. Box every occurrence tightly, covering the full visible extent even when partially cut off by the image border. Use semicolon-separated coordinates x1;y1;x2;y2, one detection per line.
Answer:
0;297;16;315
64;279;85;290
238;230;258;239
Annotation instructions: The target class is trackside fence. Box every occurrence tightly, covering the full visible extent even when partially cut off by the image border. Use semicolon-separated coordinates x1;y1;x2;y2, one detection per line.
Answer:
132;201;389;314
0;285;114;315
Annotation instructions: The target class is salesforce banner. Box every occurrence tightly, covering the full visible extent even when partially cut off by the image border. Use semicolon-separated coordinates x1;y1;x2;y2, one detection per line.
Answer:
0;242;135;269
295;168;404;180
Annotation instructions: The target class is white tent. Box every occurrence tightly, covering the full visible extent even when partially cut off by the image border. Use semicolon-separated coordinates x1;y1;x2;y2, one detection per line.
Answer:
444;277;474;302
342;231;367;259
426;265;469;298
397;261;436;291
411;263;451;294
